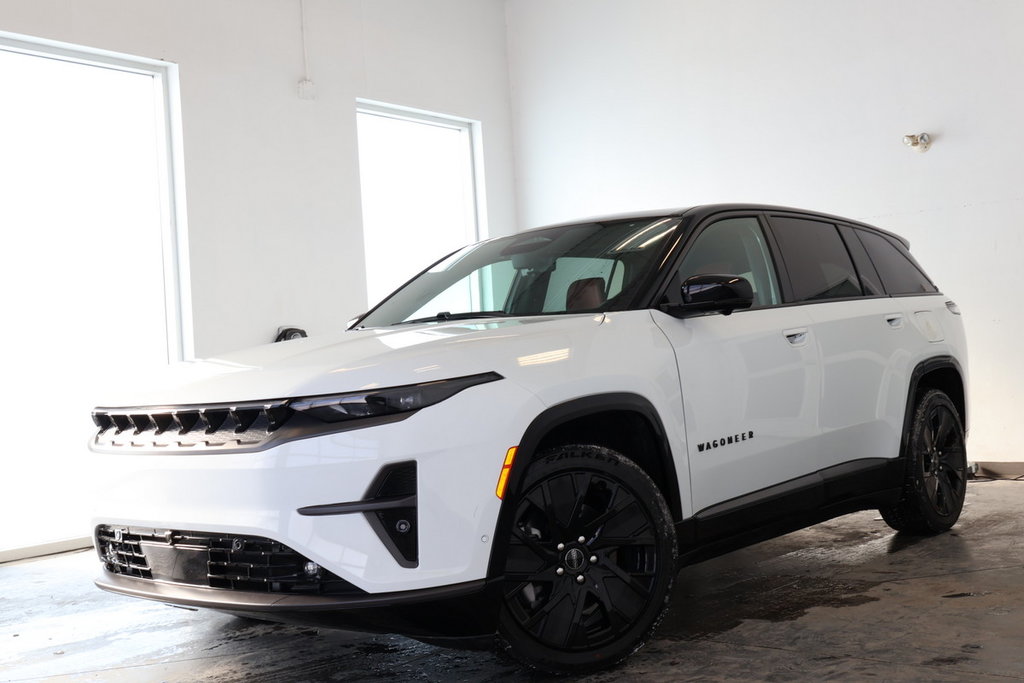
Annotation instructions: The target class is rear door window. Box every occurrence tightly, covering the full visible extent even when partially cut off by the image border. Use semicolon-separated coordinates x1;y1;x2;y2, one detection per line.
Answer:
855;229;938;295
769;216;862;302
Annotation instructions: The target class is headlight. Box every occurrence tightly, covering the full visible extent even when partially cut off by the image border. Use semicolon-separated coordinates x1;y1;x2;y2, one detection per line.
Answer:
289;372;503;423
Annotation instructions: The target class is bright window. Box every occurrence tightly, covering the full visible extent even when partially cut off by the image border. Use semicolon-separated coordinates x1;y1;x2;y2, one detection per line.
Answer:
0;34;186;556
356;103;483;309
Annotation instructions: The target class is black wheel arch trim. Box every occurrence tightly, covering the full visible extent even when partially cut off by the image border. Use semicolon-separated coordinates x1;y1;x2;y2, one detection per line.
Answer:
485;392;681;579
902;356;967;457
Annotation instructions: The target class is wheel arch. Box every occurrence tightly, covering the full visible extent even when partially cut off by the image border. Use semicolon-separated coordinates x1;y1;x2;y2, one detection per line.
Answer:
902;356;968;456
486;393;681;578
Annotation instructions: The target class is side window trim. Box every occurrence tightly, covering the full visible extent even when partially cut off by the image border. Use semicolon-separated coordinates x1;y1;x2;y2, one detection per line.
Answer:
658;212;785;310
655;211;770;309
854;227;939;296
762;212;806;304
758;211;795;303
880;232;938;290
837;224;887;298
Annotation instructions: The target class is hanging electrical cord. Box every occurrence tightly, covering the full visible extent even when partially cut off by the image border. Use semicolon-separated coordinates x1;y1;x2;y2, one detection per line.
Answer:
297;0;316;99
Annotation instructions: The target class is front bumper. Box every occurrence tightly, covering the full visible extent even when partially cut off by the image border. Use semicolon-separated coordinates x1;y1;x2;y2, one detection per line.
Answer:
95;570;501;639
89;381;544;595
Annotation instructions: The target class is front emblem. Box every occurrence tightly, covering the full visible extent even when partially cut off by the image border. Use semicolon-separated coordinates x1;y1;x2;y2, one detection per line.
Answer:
564;547;586;572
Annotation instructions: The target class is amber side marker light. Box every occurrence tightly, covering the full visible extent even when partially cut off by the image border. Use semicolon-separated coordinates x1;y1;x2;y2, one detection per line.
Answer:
495;446;518;499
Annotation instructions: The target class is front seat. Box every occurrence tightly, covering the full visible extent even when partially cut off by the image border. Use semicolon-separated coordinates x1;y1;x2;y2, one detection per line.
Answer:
566;277;606;311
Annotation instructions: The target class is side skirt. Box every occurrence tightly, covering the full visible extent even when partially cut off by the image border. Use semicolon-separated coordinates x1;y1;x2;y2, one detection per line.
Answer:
676;458;903;567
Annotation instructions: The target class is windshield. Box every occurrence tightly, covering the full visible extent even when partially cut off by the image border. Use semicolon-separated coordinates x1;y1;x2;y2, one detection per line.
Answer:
356;216;681;327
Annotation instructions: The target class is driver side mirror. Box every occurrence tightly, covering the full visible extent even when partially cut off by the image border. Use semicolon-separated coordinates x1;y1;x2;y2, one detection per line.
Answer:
661;274;754;318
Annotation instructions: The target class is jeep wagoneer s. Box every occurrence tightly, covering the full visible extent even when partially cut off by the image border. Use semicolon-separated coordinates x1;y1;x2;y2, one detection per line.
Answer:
90;204;967;673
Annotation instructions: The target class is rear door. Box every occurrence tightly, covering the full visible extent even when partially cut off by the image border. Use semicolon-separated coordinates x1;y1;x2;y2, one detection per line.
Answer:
765;214;921;471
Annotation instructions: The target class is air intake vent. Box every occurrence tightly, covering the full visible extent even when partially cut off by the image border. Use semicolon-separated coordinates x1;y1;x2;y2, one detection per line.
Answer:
92;401;294;452
95;525;364;596
95;526;152;579
366;462;419;568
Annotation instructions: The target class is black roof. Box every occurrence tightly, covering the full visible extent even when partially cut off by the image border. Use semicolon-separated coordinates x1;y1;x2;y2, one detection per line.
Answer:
539;203;910;249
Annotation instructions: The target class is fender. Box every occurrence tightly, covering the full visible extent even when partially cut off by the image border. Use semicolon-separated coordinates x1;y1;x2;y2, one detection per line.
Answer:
485;392;681;579
900;355;967;459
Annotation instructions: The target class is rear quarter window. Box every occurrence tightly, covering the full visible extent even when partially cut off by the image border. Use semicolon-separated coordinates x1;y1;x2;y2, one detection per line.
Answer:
856;229;938;295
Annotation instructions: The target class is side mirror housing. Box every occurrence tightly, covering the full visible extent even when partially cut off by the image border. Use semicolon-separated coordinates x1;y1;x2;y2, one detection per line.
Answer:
661;274;755;318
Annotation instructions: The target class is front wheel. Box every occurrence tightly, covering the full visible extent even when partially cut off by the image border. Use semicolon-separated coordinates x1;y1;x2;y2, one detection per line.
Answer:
497;445;677;674
880;388;968;534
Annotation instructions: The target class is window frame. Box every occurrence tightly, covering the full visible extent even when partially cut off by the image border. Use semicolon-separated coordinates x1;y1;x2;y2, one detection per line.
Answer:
355;100;488;309
674;215;783;309
646;207;944;314
354;216;684;328
355;102;485;238
763;213;868;304
851;226;939;297
836;224;886;297
0;30;191;361
656;211;786;311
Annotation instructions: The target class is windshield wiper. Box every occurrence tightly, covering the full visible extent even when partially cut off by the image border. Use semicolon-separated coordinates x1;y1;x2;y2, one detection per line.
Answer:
394;311;510;326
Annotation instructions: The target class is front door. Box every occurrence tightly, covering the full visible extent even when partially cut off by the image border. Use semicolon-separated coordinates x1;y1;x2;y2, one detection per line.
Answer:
652;216;821;514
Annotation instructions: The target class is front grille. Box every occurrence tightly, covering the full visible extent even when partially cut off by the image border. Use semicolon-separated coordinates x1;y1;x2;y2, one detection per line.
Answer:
92;401;294;452
96;526;364;596
96;526;152;578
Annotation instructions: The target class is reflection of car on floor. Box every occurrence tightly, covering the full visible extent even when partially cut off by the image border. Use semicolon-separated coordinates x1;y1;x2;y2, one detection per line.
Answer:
90;204;968;673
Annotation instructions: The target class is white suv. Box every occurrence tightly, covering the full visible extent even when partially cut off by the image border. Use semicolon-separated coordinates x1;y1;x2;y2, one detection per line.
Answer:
91;205;968;673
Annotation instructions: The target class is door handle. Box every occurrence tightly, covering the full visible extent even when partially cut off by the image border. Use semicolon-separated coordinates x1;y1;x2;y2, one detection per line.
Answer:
783;327;808;346
885;314;904;329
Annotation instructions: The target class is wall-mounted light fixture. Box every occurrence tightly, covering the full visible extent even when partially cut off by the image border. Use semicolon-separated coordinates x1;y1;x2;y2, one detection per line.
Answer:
903;133;931;153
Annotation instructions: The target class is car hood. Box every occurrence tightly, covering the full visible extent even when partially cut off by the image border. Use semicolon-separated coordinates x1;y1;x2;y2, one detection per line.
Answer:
97;314;606;407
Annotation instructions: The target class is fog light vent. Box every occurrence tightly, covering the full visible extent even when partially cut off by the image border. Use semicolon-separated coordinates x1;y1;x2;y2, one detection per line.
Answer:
365;461;418;568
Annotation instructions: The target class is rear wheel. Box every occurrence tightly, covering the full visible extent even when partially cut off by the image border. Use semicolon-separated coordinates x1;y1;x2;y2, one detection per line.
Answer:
497;445;676;674
881;389;967;534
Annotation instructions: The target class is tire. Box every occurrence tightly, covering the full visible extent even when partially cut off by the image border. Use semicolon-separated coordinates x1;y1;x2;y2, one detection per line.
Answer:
496;445;677;674
880;389;967;534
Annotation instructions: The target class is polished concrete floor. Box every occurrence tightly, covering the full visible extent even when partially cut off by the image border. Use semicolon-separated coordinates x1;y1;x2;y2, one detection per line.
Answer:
3;479;1023;682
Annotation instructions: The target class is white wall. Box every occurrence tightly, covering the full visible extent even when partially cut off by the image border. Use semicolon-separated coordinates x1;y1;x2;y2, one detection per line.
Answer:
0;0;517;357
1;0;1017;464
505;0;1023;462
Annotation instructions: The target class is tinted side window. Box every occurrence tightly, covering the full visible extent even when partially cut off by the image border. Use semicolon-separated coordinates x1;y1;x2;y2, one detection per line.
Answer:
769;217;862;301
856;229;938;295
677;217;780;307
838;225;884;296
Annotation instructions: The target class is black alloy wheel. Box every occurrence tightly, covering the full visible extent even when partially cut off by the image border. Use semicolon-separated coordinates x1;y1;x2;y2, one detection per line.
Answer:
881;388;968;534
497;445;676;673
